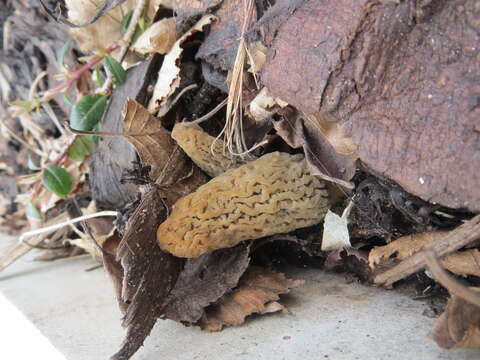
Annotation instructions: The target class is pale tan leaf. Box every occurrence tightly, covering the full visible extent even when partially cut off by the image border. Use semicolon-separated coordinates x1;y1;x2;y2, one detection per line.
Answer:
199;266;304;332
66;0;167;53
131;18;176;55
369;231;480;277
247;41;268;74
66;0;136;53
148;15;216;114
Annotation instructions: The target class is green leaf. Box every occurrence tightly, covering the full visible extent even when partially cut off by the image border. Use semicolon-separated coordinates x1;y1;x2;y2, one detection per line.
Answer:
57;40;72;66
68;136;97;162
93;67;105;87
27;154;41;171
104;55;126;85
120;10;133;34
42;165;73;198
70;94;107;131
25;200;42;219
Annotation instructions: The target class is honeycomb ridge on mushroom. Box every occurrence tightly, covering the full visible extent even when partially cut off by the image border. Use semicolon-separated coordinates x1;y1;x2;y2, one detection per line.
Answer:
157;152;330;258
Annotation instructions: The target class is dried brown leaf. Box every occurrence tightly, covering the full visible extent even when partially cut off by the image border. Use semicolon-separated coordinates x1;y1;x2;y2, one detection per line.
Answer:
163;244;250;324
369;231;480;277
430;289;480;349
148;15;216;114
131;17;177;55
122;99;186;184
121;99;208;204
199;266;304;332
274;109;356;188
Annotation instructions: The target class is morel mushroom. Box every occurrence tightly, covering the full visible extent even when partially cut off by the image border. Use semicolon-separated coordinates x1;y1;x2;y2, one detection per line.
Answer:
157;152;329;257
171;122;246;177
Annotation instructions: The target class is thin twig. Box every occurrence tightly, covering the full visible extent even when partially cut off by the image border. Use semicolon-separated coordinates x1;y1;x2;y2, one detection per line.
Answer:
374;214;480;287
424;249;480;308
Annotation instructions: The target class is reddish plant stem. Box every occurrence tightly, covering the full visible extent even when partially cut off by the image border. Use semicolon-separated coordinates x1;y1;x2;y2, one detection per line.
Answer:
41;44;120;102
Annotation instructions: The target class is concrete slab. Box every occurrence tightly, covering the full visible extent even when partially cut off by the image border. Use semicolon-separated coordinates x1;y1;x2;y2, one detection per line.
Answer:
1;235;479;360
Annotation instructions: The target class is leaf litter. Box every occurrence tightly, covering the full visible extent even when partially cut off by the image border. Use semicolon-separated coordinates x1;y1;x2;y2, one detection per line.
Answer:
1;1;480;359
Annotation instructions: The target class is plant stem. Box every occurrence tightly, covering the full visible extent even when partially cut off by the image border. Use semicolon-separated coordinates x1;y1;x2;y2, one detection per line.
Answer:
97;0;148;94
41;44;120;103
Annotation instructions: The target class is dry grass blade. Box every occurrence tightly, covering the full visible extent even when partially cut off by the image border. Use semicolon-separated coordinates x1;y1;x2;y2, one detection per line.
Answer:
0;213;70;272
220;0;256;157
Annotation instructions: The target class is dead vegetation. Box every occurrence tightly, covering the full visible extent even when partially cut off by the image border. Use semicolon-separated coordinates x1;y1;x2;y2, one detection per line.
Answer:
0;0;479;359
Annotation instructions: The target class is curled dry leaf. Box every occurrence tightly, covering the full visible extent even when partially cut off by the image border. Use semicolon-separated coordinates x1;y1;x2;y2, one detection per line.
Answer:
158;152;330;258
171;122;246;177
199;266;304;332
430;289;480;349
305;113;357;156
248;87;288;122
274;109;356;188
131;17;176;55
369;231;480;277
163;244;250;324
148;15;216;114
